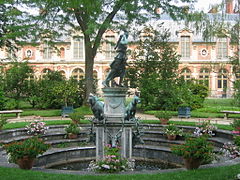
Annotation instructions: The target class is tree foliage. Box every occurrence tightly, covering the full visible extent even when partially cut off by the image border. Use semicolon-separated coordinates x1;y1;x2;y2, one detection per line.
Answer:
0;0;34;56
16;0;196;101
127;26;208;110
3;62;34;108
127;26;180;110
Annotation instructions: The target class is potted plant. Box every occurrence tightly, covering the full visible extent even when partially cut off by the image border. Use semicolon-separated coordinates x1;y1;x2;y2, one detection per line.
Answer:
4;136;50;169
155;112;171;125
171;136;214;170
164;124;183;140
0;116;7;130
25;120;48;136
178;103;191;118
231;119;240;135
69;112;85;124
65;123;80;139
88;144;135;173
193;120;217;137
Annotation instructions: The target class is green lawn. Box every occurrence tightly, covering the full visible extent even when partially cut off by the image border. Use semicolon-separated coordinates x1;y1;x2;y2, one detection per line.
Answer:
2;119;92;130
0;164;240;180
2;119;233;131
1;106;93;118
145;98;240;119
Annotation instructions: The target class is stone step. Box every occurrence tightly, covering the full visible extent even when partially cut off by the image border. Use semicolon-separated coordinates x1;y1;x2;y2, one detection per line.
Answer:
47;138;92;148
209;136;232;148
141;137;184;147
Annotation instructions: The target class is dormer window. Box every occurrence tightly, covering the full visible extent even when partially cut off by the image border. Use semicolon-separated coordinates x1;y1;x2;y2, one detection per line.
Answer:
180;36;190;58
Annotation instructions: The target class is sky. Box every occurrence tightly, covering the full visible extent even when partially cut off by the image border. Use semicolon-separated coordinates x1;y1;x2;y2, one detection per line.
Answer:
194;0;223;11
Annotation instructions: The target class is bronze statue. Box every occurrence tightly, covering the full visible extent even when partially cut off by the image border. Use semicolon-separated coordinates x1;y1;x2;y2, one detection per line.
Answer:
102;30;128;87
125;96;141;121
88;94;104;121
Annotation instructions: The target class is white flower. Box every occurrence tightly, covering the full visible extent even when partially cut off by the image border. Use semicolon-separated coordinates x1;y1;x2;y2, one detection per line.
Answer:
101;164;110;169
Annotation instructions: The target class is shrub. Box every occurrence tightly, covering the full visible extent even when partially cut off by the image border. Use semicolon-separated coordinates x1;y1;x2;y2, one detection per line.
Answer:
69;112;85;124
164;124;183;136
231;119;240;130
0;116;7;129
171;136;214;162
234;136;240;147
155;111;171;120
4;137;50;163
65;123;80;134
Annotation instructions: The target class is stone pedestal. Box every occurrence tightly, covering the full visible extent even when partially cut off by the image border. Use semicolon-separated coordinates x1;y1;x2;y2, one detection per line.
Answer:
95;87;134;160
102;87;127;122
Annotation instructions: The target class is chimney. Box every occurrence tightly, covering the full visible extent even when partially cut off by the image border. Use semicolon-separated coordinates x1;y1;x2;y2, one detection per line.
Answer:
226;0;234;14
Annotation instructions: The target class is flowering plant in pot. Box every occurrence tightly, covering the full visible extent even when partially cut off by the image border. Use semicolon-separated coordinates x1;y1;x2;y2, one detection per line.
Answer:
4;136;50;169
171;136;214;170
69;112;85;124
164;124;183;140
88;144;135;173
65;123;80;139
155;112;171;125
193;120;217;137
25;120;48;135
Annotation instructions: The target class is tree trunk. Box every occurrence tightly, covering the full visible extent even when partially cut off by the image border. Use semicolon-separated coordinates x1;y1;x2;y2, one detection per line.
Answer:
84;42;95;104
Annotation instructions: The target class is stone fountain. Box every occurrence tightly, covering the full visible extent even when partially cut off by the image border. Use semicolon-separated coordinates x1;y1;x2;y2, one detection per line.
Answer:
89;30;140;160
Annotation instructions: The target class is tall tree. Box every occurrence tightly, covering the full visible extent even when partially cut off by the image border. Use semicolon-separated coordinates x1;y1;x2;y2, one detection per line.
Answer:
128;26;180;110
0;0;32;57
3;62;34;108
20;0;196;101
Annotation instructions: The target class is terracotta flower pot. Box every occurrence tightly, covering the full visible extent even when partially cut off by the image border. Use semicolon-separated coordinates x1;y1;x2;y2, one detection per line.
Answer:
68;133;78;139
184;158;202;170
167;134;177;140
160;118;169;125
17;156;35;170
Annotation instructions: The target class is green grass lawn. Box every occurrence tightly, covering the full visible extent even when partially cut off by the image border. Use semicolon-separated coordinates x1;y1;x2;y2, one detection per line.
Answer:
145;98;240;119
0;164;240;180
2;119;233;131
1;106;93;118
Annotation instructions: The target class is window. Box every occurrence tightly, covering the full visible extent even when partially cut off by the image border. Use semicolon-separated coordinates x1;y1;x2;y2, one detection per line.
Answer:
93;70;98;80
235;68;240;80
217;69;228;89
42;68;52;77
217;37;228;59
43;44;52;59
59;70;66;78
73;37;84;59
200;49;208;57
181;36;190;58
181;68;191;81
25;49;33;58
199;68;210;88
105;36;115;59
72;68;84;81
60;47;65;59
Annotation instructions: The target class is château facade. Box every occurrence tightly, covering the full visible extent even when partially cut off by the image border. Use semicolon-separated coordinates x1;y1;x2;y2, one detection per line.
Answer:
0;1;239;98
